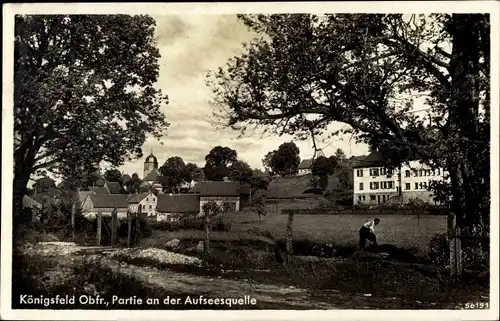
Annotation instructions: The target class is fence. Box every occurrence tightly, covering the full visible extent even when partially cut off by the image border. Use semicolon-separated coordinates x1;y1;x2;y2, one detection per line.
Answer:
281;206;453;216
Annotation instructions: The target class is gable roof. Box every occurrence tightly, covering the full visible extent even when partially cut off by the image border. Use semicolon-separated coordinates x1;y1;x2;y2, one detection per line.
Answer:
156;194;200;213
352;151;388;169
88;186;109;194
127;192;150;204
105;181;123;194
189;181;241;197
298;159;313;170
143;170;161;182
78;191;96;204
87;194;129;209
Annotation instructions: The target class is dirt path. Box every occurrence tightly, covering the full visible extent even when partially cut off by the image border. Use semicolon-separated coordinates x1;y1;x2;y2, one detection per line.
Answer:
27;244;474;309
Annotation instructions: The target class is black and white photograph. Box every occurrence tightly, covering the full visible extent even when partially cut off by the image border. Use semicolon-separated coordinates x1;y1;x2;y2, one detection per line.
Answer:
1;2;499;320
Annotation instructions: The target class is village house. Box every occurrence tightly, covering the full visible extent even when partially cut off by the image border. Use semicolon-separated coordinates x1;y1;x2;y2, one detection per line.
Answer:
22;194;44;210
352;151;447;205
81;194;130;220
156;193;200;222
189;181;241;213
127;192;158;217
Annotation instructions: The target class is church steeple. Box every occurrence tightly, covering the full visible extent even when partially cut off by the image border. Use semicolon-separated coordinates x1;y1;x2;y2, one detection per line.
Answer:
143;149;159;179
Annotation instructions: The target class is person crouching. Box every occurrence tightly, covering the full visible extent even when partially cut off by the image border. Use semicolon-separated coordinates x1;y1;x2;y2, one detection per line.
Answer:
359;218;380;249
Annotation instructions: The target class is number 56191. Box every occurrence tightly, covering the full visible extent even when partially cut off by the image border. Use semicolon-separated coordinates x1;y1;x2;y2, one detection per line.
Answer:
465;302;489;309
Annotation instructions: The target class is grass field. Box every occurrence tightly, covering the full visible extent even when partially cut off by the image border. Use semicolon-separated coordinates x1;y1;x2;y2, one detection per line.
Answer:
143;209;448;254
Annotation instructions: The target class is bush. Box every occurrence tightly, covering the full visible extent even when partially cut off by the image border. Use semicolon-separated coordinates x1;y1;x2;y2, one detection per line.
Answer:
427;233;450;267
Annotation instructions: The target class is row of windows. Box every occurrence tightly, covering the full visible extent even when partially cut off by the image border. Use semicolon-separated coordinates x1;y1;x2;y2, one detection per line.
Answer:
357;168;442;178
404;169;440;177
357;194;392;202
359;181;395;191
405;182;429;190
358;181;432;191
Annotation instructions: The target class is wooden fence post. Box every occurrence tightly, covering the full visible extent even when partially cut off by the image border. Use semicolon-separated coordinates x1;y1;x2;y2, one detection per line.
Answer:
447;213;463;277
135;211;141;246
111;207;118;246
127;211;132;248
204;207;210;255
96;211;102;246
71;202;76;242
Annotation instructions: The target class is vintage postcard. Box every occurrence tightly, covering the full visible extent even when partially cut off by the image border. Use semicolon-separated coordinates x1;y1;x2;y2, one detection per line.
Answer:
2;1;499;320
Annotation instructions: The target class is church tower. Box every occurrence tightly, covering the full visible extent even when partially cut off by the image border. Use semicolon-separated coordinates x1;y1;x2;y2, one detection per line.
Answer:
143;150;159;179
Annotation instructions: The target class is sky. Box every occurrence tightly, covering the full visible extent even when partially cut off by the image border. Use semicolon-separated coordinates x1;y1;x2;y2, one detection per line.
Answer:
117;14;371;177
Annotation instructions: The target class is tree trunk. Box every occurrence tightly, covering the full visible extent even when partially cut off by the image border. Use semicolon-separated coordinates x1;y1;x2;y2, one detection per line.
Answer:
446;14;484;230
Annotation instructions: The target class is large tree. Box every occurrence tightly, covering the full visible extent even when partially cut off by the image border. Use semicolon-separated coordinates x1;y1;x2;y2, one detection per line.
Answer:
311;156;337;191
267;142;301;177
159;156;188;193
208;14;490;231
203;146;238;181
227;160;254;183
14;15;169;213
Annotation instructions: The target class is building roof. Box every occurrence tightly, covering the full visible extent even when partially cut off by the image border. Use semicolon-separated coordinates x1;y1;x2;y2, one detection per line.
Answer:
145;153;158;164
88;186;109;194
156;194;200;213
127;192;150;204
189;181;241;197
143;169;161;182
78;191;96;204
105;181;123;194
352;151;388;169
87;194;129;209
298;159;314;170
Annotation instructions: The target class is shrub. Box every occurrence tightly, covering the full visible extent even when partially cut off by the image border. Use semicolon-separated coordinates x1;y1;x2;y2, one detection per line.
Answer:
427;233;450;267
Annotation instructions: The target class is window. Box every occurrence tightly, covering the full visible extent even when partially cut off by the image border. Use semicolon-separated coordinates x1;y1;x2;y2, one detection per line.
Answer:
358;196;362;201
356;169;363;177
405;183;411;190
387;169;393;176
370;195;376;201
146;197;149;201
436;168;440;175
362;196;366;201
381;168;387;175
153;197;156;202
382;182;387;189
370;182;379;190
370;168;379;176
149;205;152;209
388;181;394;189
415;183;419;190
359;183;364;191
142;205;146;210
405;170;411;177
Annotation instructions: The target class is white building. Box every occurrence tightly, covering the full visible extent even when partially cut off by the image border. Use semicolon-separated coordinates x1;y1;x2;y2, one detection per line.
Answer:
127;192;158;217
353;151;446;205
81;194;130;220
189;181;241;214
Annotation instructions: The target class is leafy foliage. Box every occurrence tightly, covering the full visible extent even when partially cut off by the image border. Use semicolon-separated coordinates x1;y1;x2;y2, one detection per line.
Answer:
248;189;268;221
207;14;490;229
32;177;56;194
201;201;224;216
158;156;193;192
14;14;169;207
104;169;122;183
265;142;301;177
227;160;253;183
203;146;237;181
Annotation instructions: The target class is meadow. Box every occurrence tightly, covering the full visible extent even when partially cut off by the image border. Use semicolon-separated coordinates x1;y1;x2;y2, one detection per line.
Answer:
143;209;448;254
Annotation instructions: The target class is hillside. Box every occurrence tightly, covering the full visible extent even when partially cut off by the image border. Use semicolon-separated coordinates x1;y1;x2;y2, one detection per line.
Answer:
266;174;340;199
